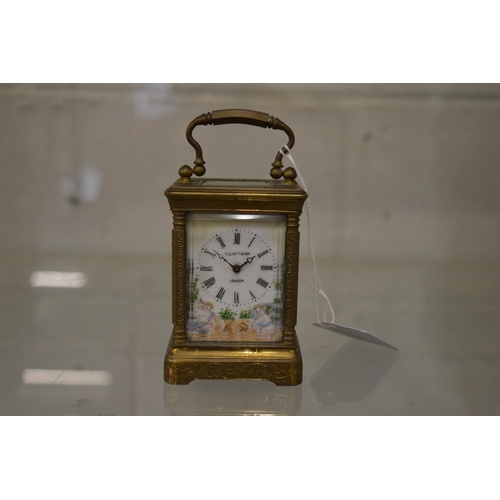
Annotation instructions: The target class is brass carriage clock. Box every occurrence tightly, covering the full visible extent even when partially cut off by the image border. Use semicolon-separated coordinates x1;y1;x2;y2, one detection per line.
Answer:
164;109;307;386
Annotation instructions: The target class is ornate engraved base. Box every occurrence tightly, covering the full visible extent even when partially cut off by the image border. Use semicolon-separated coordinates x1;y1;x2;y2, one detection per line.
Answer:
164;335;302;386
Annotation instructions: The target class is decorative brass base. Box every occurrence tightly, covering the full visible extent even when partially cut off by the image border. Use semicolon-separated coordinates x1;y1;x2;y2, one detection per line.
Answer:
164;335;302;386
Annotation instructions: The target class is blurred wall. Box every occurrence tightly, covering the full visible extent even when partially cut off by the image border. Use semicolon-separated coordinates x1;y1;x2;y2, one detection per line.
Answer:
1;83;499;260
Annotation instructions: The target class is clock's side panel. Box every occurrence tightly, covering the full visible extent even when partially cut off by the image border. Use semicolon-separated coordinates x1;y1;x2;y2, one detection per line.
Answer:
171;210;188;345
283;212;300;346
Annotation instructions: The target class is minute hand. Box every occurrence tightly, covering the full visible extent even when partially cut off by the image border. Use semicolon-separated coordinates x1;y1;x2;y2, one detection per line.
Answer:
213;250;236;270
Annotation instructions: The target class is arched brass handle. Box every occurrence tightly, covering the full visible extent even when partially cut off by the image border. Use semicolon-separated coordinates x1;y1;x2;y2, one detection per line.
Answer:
180;109;296;181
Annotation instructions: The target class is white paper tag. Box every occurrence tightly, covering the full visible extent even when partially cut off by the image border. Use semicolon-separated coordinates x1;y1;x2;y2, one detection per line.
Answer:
280;147;398;352
314;323;398;350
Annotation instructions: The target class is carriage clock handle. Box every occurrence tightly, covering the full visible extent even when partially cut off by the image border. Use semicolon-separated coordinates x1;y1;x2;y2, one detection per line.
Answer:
179;109;296;182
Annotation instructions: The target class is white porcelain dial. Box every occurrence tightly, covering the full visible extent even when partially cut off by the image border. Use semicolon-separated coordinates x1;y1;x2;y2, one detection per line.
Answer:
197;228;278;308
186;213;286;343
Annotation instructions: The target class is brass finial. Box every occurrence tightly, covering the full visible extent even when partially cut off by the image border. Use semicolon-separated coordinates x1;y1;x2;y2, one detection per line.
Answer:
283;167;297;184
178;165;193;183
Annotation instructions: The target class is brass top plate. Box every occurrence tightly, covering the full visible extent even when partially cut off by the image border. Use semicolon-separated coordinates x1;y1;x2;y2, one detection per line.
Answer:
165;178;308;212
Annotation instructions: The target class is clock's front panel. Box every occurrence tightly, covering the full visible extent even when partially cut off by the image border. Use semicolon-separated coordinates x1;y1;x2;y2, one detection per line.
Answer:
185;213;286;343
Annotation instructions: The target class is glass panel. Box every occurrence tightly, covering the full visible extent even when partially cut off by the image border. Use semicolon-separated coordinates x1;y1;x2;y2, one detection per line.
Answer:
186;213;286;343
202;180;275;188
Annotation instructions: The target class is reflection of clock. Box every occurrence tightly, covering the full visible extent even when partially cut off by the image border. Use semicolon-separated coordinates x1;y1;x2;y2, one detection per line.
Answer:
197;228;278;307
164;109;307;386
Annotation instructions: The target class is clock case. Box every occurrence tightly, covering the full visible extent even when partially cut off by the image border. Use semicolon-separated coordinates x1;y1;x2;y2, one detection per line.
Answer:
164;109;308;386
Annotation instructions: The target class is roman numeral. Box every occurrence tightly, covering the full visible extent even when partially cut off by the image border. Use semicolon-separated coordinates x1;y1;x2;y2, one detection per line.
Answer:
249;290;256;300
203;277;216;288
258;249;269;258
216;287;226;300
200;266;213;271
203;249;216;258
216;236;225;248
257;277;269;288
234;292;239;304
234;232;240;245
261;265;273;270
248;236;256;248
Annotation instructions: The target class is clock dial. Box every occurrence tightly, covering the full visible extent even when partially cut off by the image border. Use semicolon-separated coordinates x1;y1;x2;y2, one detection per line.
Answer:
197;229;278;308
186;214;286;343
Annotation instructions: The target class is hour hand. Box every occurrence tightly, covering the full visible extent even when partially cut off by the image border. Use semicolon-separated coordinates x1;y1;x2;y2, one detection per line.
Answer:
239;255;256;270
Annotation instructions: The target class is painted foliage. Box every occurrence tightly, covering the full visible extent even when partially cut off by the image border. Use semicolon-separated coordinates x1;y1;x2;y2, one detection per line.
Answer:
186;265;283;342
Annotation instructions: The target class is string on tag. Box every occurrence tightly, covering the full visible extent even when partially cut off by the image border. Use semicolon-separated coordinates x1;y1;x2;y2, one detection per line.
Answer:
280;145;398;351
280;145;335;327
